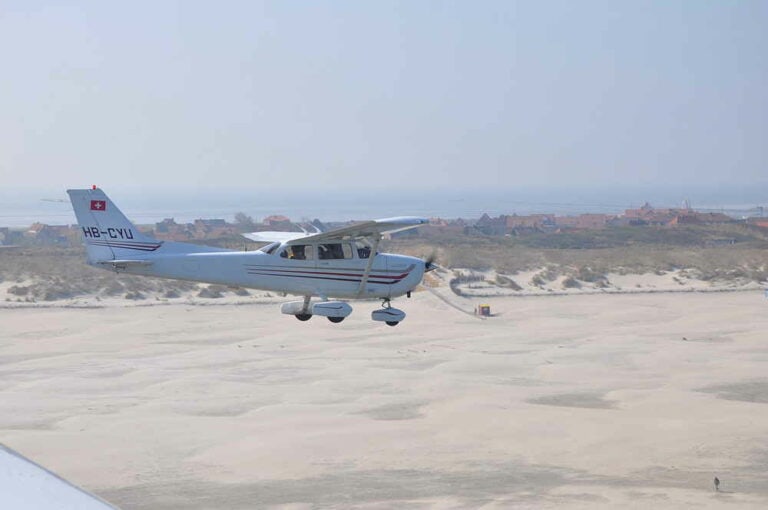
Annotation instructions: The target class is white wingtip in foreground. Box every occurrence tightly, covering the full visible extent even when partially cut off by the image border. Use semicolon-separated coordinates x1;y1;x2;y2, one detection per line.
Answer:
0;444;118;509
67;187;434;326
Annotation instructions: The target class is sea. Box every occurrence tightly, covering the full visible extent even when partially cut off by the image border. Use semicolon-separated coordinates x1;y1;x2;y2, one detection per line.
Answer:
0;185;766;228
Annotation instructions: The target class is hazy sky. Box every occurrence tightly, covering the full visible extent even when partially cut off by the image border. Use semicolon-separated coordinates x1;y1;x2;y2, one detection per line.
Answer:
1;1;766;194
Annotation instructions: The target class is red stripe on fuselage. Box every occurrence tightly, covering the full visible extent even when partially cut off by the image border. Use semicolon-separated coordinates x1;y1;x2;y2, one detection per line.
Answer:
245;271;404;285
245;266;412;285
245;269;410;280
244;266;410;280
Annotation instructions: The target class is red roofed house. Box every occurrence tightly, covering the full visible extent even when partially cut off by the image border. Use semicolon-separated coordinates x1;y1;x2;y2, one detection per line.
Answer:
263;215;293;230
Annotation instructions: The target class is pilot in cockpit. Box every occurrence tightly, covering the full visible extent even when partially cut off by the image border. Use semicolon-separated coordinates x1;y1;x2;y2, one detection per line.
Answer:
280;245;306;260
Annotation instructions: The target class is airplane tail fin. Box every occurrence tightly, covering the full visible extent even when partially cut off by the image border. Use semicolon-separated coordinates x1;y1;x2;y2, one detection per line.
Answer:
67;188;163;264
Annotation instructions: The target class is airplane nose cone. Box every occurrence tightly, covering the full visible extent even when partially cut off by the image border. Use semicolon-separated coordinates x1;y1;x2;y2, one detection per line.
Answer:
423;252;439;273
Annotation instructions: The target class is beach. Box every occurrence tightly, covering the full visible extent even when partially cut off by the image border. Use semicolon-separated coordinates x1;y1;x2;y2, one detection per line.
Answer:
2;291;768;508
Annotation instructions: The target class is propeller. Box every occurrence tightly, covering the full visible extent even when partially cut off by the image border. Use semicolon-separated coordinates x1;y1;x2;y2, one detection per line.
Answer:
423;250;441;272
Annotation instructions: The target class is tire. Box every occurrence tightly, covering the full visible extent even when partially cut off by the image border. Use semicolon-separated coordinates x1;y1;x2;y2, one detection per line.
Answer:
385;321;399;327
295;314;312;321
328;316;345;323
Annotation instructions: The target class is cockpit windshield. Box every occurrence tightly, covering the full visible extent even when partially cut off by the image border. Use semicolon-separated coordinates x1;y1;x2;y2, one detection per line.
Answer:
258;242;281;254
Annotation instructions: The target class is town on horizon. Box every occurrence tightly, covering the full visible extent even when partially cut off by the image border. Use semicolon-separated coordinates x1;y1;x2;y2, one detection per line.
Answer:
2;201;768;248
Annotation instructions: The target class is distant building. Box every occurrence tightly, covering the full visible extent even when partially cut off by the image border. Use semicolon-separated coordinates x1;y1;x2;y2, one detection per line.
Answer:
475;213;507;235
608;216;646;227
263;215;292;228
619;203;733;227
506;214;555;231
747;218;768;229
194;219;227;228
152;217;238;241
474;213;555;235
623;203;670;224
624;202;658;219
155;218;179;233
153;218;193;241
24;223;75;245
190;219;237;239
555;214;611;230
669;212;733;226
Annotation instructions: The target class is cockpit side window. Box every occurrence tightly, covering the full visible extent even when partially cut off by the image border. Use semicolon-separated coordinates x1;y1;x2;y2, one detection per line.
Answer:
279;244;314;260
355;240;372;259
318;243;353;260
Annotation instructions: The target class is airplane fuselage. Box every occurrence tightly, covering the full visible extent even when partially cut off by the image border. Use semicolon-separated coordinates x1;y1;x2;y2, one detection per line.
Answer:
113;247;425;300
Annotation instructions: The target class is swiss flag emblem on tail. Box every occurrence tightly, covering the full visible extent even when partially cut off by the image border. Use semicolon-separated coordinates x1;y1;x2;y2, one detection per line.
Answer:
90;200;106;211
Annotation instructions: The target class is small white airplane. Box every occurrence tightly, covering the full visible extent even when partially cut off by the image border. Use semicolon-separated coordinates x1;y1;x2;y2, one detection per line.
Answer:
67;187;436;326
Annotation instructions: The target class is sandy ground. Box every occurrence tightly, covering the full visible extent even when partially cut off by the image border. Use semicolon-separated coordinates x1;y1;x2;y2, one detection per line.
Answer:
2;291;768;509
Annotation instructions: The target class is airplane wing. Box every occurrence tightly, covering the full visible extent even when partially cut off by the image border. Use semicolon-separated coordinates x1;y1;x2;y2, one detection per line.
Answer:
0;443;118;509
242;217;428;245
286;217;428;244
241;231;312;243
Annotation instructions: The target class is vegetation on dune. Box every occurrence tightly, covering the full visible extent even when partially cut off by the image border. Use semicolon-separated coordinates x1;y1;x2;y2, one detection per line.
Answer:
384;223;768;286
513;224;768;250
495;274;522;291
2;222;768;303
0;247;229;302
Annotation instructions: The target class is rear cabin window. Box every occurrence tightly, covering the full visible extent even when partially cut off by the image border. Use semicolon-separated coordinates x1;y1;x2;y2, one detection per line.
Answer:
279;244;314;260
318;243;353;260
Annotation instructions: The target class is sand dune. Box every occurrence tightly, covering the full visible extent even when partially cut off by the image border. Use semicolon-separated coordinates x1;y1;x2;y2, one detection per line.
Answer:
2;291;768;508
448;267;764;297
3;264;764;310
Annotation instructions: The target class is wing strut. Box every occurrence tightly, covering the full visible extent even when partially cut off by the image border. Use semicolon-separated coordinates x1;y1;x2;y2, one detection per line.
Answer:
356;234;381;298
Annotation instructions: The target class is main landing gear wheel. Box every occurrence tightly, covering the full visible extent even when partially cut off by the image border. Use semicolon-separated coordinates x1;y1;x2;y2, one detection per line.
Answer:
328;316;345;323
295;313;312;321
372;298;406;326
